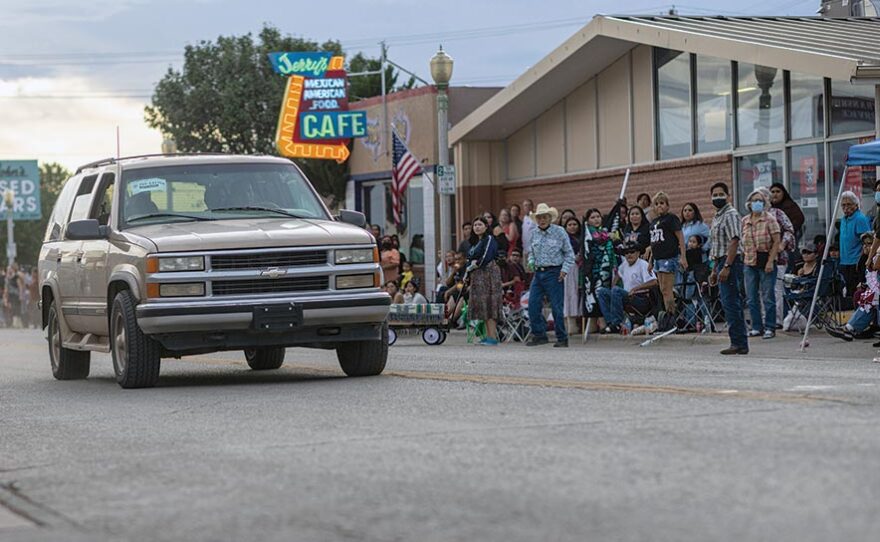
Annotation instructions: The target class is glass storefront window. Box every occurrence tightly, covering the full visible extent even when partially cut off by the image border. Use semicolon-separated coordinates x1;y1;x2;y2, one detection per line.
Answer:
830;80;876;135
655;48;692;160
736;151;783;214
737;63;784;147
789;72;824;140
696;55;732;153
405;179;424;263
831;138;876;215
362;182;388;235
789;144;826;243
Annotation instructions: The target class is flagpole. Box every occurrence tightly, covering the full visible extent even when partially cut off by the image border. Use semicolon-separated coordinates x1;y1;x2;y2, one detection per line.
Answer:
800;165;847;351
392;128;437;295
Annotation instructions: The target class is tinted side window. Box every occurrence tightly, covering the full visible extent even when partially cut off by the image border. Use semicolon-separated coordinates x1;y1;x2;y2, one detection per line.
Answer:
44;176;82;242
67;174;99;224
91;172;115;226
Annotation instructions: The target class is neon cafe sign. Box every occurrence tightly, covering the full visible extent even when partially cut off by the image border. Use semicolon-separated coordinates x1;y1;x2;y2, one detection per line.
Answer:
268;52;367;163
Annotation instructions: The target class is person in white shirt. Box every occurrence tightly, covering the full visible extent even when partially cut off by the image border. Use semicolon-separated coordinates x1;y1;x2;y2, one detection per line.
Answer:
596;243;658;333
520;199;536;262
435;250;455;301
403;279;428;305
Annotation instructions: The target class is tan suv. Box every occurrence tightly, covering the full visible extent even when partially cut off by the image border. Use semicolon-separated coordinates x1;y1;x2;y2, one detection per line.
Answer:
39;154;390;388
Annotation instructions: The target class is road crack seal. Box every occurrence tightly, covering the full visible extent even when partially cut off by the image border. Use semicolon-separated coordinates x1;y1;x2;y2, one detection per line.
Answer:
0;482;83;530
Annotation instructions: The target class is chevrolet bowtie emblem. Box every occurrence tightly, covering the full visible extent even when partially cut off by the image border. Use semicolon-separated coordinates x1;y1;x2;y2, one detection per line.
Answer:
261;267;287;279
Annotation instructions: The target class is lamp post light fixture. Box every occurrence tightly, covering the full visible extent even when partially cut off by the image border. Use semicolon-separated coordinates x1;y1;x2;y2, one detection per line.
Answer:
430;46;454;262
161;137;178;154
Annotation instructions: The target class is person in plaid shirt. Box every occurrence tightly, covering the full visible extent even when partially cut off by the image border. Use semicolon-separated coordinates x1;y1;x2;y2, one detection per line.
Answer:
742;188;781;340
708;182;748;355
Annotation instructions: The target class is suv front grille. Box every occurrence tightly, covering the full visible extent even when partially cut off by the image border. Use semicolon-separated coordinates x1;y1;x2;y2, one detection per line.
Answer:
211;276;329;296
210;250;328;271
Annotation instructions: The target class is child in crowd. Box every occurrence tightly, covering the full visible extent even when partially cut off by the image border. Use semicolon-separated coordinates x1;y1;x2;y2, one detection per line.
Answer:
400;261;414;290
384;281;405;304
403;279;428;305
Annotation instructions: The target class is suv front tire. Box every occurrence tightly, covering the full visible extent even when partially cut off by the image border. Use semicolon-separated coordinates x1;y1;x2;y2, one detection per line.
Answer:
47;300;90;380
111;290;161;389
336;323;388;377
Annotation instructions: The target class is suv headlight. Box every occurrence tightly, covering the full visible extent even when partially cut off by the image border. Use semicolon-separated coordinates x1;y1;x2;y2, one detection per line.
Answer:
147;256;205;273
335;248;376;265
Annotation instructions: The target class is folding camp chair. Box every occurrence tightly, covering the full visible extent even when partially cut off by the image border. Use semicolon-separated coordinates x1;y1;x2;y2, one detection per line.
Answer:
784;259;846;331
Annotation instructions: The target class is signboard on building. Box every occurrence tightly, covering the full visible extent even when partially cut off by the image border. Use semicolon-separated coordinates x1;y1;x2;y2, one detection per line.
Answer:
436;164;456;195
271;53;367;163
800;156;817;195
845;166;864;199
0;160;40;221
753;161;774;189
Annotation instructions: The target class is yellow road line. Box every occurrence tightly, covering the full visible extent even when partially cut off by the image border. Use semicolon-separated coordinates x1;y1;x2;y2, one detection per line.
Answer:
179;356;842;405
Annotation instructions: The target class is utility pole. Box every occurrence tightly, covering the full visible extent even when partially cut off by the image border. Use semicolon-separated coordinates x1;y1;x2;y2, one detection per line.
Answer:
380;41;390;159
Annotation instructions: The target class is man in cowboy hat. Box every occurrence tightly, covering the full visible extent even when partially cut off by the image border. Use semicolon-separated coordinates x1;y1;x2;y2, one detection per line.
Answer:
526;203;576;347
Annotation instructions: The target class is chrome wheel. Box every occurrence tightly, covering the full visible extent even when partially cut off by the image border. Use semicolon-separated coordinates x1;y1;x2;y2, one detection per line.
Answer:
48;309;61;373
113;310;127;376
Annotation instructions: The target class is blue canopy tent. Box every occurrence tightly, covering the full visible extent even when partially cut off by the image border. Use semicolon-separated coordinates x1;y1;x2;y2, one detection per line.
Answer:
801;139;880;350
845;139;880;166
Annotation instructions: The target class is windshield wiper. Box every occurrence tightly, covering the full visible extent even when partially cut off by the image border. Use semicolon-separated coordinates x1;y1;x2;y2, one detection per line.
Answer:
209;206;307;219
127;212;212;223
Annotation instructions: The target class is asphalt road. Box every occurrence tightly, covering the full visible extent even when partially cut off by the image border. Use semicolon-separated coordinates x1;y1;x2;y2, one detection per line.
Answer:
1;328;878;542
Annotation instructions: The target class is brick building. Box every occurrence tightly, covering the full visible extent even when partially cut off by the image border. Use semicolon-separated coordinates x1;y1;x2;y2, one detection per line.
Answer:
450;16;880;245
346;86;499;292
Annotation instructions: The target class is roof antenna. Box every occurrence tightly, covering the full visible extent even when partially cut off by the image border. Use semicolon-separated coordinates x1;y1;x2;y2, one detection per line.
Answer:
668;4;678;15
116;126;121;160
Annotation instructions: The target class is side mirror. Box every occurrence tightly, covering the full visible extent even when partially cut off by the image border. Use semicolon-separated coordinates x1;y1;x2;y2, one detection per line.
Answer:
66;219;108;240
337;209;366;228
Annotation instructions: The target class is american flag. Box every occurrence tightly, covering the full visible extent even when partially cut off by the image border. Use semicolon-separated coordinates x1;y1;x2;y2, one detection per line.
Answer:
391;132;421;227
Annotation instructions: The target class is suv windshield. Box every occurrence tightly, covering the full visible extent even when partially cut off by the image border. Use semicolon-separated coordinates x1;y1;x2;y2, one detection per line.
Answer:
119;162;328;228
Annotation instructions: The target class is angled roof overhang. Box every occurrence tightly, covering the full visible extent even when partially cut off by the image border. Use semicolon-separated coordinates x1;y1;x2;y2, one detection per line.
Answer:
451;15;880;144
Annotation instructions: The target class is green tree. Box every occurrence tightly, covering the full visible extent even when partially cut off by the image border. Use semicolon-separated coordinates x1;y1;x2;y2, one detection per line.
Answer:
145;25;408;207
0;162;70;267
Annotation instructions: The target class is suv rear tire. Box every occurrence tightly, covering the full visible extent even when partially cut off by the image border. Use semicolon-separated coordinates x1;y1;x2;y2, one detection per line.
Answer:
336;323;388;377
111;290;161;389
47;301;90;380
244;347;285;370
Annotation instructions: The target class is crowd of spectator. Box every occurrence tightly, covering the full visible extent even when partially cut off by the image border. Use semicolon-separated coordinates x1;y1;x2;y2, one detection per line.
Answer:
371;176;880;355
0;264;39;329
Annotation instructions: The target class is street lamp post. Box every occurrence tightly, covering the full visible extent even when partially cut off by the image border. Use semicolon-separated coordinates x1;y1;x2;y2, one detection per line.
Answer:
4;190;15;265
430;46;454;263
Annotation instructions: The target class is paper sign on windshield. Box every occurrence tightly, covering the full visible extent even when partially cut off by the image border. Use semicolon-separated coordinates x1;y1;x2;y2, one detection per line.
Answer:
130;178;167;195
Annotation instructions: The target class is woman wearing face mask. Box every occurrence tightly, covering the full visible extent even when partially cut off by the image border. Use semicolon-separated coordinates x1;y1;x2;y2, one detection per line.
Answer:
742;189;782;340
380;236;400;284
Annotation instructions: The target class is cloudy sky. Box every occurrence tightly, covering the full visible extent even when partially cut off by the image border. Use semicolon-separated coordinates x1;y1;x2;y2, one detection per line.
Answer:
0;0;817;171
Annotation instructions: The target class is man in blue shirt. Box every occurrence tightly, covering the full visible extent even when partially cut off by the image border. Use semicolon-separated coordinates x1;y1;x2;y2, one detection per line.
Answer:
526;203;576;347
838;191;871;302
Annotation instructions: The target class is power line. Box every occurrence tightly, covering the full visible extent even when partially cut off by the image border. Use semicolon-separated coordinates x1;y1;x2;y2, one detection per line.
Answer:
0;94;152;99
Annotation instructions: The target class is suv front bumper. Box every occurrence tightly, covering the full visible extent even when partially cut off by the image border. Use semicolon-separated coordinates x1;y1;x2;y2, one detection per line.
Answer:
135;291;391;335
